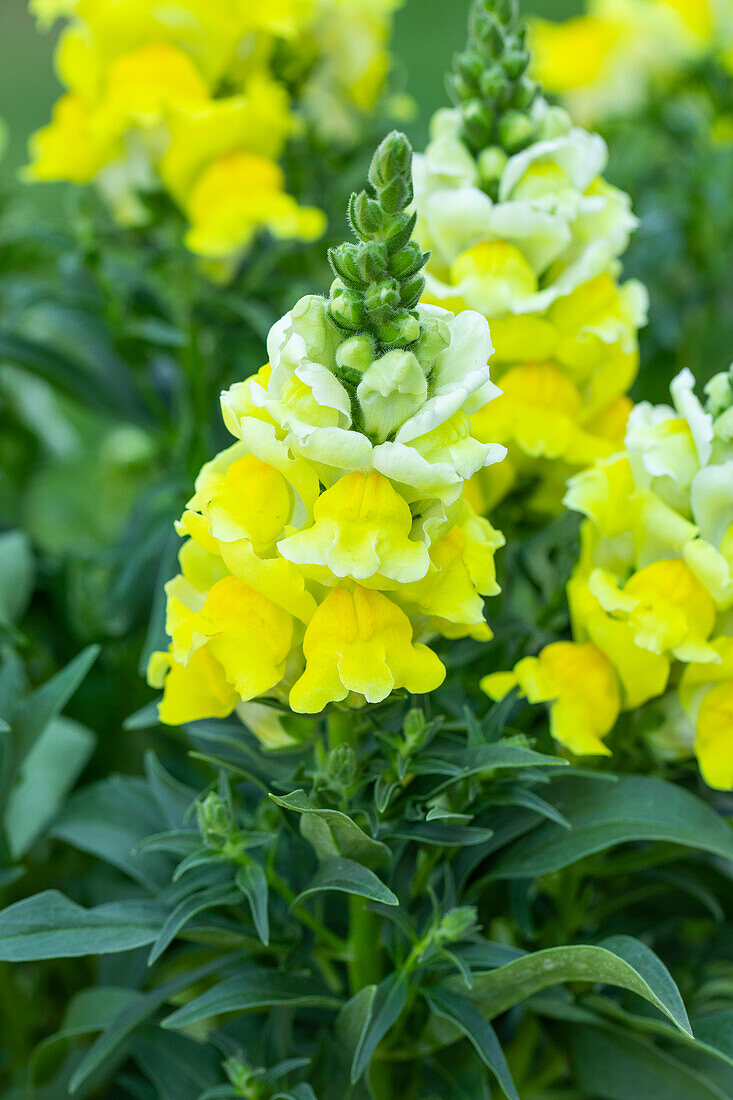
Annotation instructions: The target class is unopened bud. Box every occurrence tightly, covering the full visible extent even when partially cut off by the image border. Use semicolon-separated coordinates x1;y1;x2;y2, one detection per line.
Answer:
336;334;375;378
350;191;383;239
358;241;389;281
389;240;425;279
365;278;400;325
478;145;508;189
498;109;534;152
329;243;365;287
377;312;421;348
437;906;478;944
326;743;357;788
329;280;366;332
197;792;233;850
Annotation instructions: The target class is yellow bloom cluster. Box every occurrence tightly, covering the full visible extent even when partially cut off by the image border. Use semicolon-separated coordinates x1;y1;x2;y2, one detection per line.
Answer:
413;99;647;513
27;0;402;269
531;0;730;127
485;366;733;789
149;295;506;735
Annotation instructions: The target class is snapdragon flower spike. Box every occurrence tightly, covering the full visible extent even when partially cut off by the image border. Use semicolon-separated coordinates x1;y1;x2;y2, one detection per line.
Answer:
486;366;733;790
412;1;644;516
328;131;429;355
448;0;540;183
148;130;507;732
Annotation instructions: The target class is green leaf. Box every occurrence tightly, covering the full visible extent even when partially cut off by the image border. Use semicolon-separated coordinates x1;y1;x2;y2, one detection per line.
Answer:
270;790;390;868
351;973;408;1084
0;890;165;960
5;715;95;858
235;862;269;945
425;988;519;1100
147;884;241;965
29;986;141;1092
52;775;170;889
568;1024;729;1099
144;752;197;830
162;966;340;1029
69;956;232;1093
413;743;565;793
460;937;691;1035
10;645;99;763
130;1028;221;1100
694;1013;733;1067
293;857;398;907
492;775;733;877
0;530;34;625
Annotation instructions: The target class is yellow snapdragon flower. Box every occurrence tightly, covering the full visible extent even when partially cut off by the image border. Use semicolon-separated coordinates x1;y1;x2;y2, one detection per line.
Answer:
149;132;507;734
27;0;403;264
487;365;733;788
531;0;723;127
413;93;645;513
483;641;620;756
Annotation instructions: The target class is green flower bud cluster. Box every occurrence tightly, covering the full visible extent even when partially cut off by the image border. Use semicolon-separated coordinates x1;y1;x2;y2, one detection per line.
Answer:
197;791;235;851
448;0;540;188
327;130;429;360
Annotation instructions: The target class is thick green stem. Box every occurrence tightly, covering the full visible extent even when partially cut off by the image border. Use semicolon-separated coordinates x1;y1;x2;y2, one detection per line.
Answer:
347;894;382;994
327;708;354;749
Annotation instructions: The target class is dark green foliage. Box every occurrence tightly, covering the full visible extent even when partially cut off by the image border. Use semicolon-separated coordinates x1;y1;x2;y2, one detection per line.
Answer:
1;696;731;1098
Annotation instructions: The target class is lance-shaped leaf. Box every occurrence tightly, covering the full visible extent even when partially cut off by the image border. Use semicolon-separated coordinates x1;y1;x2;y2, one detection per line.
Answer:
0;891;165;961
492;775;733;877
293;857;398;907
459;935;691;1035
270;790;390;868
424;988;519;1100
162;966;340;1029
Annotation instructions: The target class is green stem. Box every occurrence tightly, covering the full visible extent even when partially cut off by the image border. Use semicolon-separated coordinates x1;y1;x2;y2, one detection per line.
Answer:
265;865;348;957
347;894;382;994
327;708;354;749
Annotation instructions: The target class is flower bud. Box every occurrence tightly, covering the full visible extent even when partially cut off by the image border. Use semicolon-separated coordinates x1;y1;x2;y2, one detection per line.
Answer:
358;240;389;281
350;191;384;239
413;316;451;368
498;108;534;151
329;280;366;332
463;99;495;146
478;145;508;190
502;49;528;80
335;333;376;380
436;905;479;944
329;243;366;287
510;74;537;110
383;211;417;253
479;65;505;101
377;312;421;348
326;743;357;788
389;240;426;278
357;349;427;442
364;278;401;325
400;273;425;310
197;792;233;850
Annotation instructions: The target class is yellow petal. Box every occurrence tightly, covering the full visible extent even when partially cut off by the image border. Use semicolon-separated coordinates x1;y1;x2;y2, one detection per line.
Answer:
190;575;294;700
289;586;445;713
695;683;733;790
148;647;238;726
278;470;429;584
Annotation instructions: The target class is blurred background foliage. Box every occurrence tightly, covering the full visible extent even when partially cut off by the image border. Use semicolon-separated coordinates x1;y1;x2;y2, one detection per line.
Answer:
0;0;732;1088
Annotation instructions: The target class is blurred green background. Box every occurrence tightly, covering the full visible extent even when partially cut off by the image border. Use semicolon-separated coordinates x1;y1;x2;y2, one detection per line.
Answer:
0;0;578;184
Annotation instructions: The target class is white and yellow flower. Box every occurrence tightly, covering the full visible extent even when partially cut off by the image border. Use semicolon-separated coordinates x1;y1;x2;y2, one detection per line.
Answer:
413;97;645;510
150;289;506;724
